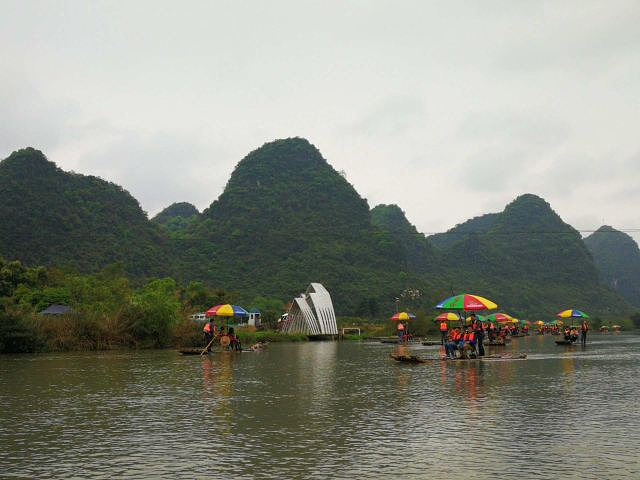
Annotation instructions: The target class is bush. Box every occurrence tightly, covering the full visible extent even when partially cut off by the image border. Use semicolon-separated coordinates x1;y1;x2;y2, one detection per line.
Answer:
0;309;40;353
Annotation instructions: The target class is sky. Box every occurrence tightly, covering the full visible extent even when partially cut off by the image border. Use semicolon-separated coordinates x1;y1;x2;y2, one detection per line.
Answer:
2;0;639;242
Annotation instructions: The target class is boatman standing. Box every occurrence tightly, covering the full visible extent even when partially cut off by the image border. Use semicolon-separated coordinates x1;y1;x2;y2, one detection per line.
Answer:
469;313;485;357
397;321;406;341
439;320;448;345
203;318;215;352
580;319;589;346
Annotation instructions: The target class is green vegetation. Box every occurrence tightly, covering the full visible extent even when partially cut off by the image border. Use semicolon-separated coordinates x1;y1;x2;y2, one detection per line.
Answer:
0;259;206;353
152;202;200;235
0;141;637;338
429;213;499;250
584;226;640;308
0;148;171;278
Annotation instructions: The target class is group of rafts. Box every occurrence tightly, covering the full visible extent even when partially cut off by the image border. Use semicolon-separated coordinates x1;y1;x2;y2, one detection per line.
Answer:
389;293;589;363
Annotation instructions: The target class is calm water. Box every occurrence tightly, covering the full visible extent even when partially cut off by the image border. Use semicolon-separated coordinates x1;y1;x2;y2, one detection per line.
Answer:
1;334;640;479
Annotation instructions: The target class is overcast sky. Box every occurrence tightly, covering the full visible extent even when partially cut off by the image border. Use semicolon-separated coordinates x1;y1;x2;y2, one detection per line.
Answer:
2;0;639;242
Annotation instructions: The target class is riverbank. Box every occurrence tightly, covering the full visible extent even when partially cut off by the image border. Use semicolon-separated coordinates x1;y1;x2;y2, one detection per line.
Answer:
2;308;636;354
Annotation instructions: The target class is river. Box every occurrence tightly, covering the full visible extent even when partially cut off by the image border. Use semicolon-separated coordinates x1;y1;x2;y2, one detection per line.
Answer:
1;333;639;479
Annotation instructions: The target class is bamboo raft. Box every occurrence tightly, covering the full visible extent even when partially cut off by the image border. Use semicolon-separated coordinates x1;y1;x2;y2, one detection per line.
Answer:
555;340;577;346
380;339;421;344
178;348;254;355
390;353;527;363
485;340;509;346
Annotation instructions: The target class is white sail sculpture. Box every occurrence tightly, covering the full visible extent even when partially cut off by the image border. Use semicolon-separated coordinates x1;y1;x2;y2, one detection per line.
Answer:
282;283;338;335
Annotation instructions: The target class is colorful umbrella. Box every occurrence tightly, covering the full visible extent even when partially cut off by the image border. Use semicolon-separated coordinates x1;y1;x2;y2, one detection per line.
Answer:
436;294;497;311
519;319;532;325
205;304;249;317
485;313;514;323
391;312;416;321
557;309;589;318
465;314;486;323
535;320;544;325
434;312;461;322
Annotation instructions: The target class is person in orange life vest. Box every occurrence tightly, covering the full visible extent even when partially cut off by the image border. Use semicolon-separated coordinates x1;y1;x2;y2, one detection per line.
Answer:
488;321;496;341
570;327;578;343
439;321;449;345
580;320;589;346
444;328;460;358
462;327;476;358
397;321;406;340
469;313;485;357
203;318;215;352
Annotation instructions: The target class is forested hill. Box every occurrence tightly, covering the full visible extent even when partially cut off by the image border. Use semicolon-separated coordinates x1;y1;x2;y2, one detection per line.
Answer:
440;194;626;317
370;204;439;274
428;213;499;250
0;148;170;277
0;142;635;319
584;226;640;307
152;202;199;234
178;138;428;313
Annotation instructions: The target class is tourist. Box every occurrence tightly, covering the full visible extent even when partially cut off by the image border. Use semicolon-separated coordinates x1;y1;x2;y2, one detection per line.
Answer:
580;320;589;346
488;321;496;341
570;327;579;343
439;320;448;345
397;321;406;341
203;318;215;352
470;314;485;357
462;327;476;358
227;327;241;351
444;328;459;358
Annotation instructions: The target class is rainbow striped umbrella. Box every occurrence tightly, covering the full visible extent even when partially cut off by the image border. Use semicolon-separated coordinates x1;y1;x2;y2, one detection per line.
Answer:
391;312;416;321
485;313;513;323
205;304;249;317
465;314;486;323
434;312;462;322
557;309;589;318
436;294;497;311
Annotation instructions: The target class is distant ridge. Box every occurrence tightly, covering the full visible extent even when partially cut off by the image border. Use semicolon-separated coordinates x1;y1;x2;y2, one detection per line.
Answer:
152;202;199;233
429;212;499;249
0;143;634;318
585;226;640;307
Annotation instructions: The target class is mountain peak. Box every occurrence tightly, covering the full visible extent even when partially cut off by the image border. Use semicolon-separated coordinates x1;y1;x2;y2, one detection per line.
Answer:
494;193;569;233
1;147;58;176
371;204;417;233
153;202;199;221
585;225;640;307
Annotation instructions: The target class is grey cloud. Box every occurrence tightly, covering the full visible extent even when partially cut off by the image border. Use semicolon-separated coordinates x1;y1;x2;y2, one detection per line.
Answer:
347;96;426;137
75;129;230;217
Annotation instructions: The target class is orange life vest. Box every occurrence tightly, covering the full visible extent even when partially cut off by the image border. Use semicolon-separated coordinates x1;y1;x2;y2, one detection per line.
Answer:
203;322;212;333
463;333;470;341
468;332;475;342
397;323;405;331
440;322;448;331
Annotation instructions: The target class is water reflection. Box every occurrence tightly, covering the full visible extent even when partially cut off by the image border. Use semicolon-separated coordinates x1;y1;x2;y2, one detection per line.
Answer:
1;334;640;479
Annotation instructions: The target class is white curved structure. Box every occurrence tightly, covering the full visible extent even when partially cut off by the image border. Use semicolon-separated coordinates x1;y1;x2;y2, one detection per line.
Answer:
282;283;338;335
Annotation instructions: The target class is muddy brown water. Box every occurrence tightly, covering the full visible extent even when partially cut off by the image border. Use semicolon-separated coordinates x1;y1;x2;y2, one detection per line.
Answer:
1;333;639;479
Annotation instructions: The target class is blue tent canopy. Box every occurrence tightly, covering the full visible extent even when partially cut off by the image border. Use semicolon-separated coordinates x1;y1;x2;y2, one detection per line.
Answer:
39;304;75;315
